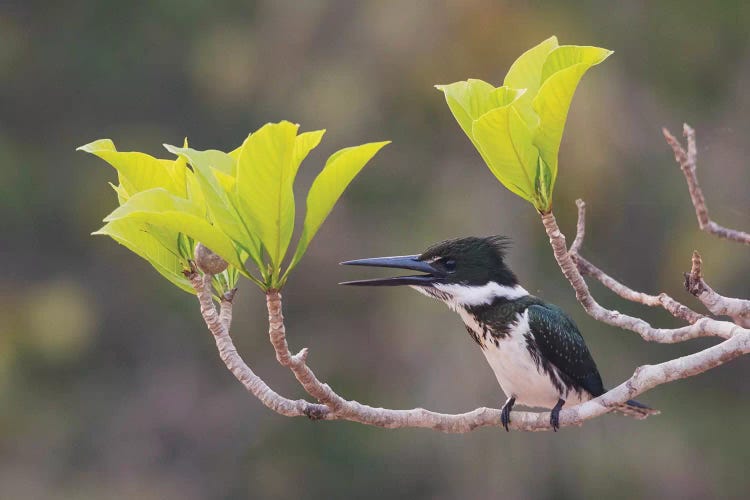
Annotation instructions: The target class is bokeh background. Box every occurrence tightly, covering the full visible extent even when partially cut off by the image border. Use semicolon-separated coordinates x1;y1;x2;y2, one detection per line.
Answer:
2;1;749;498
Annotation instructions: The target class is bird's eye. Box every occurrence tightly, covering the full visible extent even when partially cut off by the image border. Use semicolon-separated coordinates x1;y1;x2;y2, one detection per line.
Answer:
442;258;457;273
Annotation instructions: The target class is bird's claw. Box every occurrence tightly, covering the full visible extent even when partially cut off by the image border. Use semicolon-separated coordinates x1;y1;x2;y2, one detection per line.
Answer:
550;411;560;432
550;398;565;432
500;396;516;432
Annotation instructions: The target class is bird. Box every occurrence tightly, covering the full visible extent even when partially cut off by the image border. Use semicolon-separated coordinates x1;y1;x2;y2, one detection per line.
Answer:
340;235;658;431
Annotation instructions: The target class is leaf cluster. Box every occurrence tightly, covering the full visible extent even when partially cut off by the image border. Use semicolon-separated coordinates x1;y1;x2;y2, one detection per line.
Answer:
81;122;388;292
436;36;611;213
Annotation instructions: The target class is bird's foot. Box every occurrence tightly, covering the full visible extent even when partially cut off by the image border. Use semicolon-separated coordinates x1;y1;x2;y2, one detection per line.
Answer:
500;396;516;432
550;398;565;432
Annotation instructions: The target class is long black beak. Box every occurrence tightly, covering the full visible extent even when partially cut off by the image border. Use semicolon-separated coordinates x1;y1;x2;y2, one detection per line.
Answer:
339;255;443;286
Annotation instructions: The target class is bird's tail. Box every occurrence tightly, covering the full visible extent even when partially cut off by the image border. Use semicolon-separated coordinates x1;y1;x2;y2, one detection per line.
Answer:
615;399;660;419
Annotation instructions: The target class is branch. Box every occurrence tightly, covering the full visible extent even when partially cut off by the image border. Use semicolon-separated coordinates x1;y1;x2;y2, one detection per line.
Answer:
662;124;750;245
568;197;586;255
219;287;237;333
265;291;349;413
685;251;750;327
570;200;704;325
541;210;740;342
183;123;750;433
185;269;329;419
187;271;748;432
560;331;749;425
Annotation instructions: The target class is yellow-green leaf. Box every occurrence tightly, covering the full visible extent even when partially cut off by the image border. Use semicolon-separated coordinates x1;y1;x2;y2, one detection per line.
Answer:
472;106;537;202
164;144;262;266
540;45;612;82
108;182;129;204
286;141;389;276
503;36;559;126
163;138;191;199
534;156;554;212
435;37;611;213
213;169;236;193
93;218;194;294
435;80;525;164
78;139;181;197
532;46;612;181
235;121;299;270
292;129;325;178
104;188;246;273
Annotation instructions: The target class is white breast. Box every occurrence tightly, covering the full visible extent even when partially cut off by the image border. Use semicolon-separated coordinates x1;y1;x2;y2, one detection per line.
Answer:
458;309;591;409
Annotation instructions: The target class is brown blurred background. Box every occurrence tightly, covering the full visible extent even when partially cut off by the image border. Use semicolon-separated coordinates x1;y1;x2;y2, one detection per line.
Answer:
1;1;749;498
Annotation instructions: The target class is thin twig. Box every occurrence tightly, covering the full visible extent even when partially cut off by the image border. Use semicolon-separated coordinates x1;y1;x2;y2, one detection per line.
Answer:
568;199;586;255
662;124;750;245
542;211;737;342
684;251;750;327
569;200;704;325
577;255;704;323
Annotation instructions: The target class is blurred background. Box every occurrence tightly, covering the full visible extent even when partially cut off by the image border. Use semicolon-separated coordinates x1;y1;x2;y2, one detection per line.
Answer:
1;1;749;498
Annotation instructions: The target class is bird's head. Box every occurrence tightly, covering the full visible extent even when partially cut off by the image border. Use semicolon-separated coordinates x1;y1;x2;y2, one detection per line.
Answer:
340;236;527;307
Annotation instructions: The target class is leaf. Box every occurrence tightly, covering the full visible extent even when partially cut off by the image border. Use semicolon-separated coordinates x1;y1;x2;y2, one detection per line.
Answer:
185;168;206;211
93;218;195;294
105;187;202;219
235;121;299;270
471;106;537;202
507;106;540;184
108;182;129;204
286;141;389;276
213;168;236;193
163;138;191;199
532;46;612;181
534;156;554;212
503;36;559;127
164;146;235;176
228;136;248;161
177;232;193;262
504;36;560;89
292;129;325;178
435;80;525;164
540;45;613;82
78;139;181;197
104;188;246;272
436;38;611;214
164;144;262;267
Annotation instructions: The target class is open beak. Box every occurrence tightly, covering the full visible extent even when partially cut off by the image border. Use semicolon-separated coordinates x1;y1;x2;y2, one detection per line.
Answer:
339;254;444;286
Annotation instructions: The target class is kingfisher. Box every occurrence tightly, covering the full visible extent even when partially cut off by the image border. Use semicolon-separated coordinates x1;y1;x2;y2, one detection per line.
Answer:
340;236;657;431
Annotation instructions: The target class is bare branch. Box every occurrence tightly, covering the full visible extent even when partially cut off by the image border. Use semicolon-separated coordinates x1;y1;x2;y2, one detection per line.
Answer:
562;331;749;425
568;198;586;255
685;251;750;327
186;270;749;432
662;124;750;245
542;211;739;342
266;291;349;413
578;255;703;323
186;269;329;419
569;200;704;324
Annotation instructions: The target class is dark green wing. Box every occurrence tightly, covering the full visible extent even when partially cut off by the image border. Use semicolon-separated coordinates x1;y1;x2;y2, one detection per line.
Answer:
527;303;605;397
